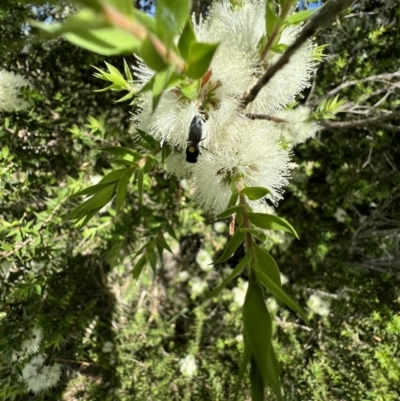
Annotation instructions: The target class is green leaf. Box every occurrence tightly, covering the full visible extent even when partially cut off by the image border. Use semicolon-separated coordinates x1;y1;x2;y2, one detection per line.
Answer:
69;182;109;198
253;244;281;287
156;0;191;48
241;186;270;200
135;128;158;146
213;225;245;264
286;9;316;25
152;65;175;111
123;58;133;82
215;205;243;219
206;251;251;300
239;228;267;242
137;168;144;211
233;341;251;401
110;158;139;166
227;191;239;208
107;0;133;18
265;1;278;37
65;28;141;56
35;285;42;296
270;43;288;54
132;8;157;33
68;183;116;221
116;91;135;103
243;279;282;400
116;171;131;213
157;235;173;254
164;224;177;240
181;79;201;100
131;254;147;281
248;213;299;238
139;36;169;72
253;264;309;323
146;248;157;272
178;19;197;60
186;42;219;79
100;168;131;184
250;357;264;401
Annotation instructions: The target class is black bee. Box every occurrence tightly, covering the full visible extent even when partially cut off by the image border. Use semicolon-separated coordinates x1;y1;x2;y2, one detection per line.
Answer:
186;116;204;163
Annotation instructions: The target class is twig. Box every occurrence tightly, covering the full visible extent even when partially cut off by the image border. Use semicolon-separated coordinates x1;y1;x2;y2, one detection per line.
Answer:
319;110;400;130
245;113;288;123
324;71;400;98
242;0;356;108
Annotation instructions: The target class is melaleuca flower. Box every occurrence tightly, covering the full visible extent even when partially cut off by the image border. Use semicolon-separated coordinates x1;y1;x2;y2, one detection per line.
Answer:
274;106;319;146
132;0;319;213
12;327;43;362
21;354;62;394
0;69;30;112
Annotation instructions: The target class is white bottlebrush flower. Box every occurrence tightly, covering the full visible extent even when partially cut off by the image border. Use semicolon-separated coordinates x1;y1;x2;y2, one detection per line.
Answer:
101;341;114;353
196;249;213;272
131;0;318;213
178;354;198;378
0;69;30;112
22;327;43;356
334;207;347;223
12;327;43;361
232;280;249;307
21;353;62;394
177;270;190;282
190;118;291;213
307;294;331;316
274;106;319;146
190;277;208;298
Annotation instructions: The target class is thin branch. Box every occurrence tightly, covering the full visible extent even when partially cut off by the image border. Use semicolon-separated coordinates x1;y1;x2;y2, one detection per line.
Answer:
245;113;288;123
319;110;400;130
324;71;400;98
242;0;355;108
376;123;400;133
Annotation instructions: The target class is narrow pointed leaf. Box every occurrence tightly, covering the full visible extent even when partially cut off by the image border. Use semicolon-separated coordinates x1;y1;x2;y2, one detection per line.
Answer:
186;42;219;79
157;235;173;254
253;264;309;323
147;248;157;272
243;279;282;400
152;65;175;111
215;205;243;219
156;0;191;47
140;36;168;72
227;191;239;208
131;254;147;281
100;168;130;184
206;251;251;300
233;340;251;401
69;182;109;198
181;79;201;100
116;171;131;213
253;244;281;287
250;357;264;401
123;58;133;82
286;9;316;24
241;186;270;200
239;228;267;242
248;213;299;238
137;168;144;211
178;19;196;60
213;225;245;264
